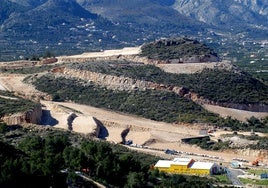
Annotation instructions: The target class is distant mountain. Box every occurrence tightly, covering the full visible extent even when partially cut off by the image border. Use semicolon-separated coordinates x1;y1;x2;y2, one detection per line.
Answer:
0;0;267;61
172;0;268;30
0;0;26;24
234;0;268;16
9;0;47;8
1;0;99;44
0;0;207;60
0;0;133;60
77;0;206;32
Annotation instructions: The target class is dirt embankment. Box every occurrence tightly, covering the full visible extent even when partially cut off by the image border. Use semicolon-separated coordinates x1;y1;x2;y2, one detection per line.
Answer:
1;104;42;125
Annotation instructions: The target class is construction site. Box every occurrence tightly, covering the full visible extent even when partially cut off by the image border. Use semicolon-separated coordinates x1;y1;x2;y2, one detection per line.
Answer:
0;47;268;187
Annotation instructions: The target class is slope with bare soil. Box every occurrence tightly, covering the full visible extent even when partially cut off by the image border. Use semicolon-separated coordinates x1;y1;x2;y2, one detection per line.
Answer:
1;47;267;165
39;100;266;163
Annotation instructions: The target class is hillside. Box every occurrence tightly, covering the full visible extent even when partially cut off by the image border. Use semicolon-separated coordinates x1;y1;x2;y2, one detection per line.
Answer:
65;61;268;106
77;0;204;29
0;0;26;24
0;0;145;61
140;38;219;62
0;91;37;117
0;0;267;62
1;42;268;187
173;0;268;26
9;0;47;7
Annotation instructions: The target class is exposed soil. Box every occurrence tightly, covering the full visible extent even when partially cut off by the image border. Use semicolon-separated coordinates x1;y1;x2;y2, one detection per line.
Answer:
0;47;267;165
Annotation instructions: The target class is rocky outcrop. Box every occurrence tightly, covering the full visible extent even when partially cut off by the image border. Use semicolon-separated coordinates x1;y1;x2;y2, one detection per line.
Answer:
65;112;102;137
58;53;220;65
173;0;268;28
62;67;154;91
72;116;101;136
1;104;42;125
237;148;268;160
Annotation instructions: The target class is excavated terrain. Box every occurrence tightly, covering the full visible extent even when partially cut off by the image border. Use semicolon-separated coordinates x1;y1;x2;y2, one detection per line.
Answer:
0;47;267;165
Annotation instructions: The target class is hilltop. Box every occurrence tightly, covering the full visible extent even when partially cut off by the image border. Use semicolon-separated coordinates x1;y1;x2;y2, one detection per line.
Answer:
140;38;219;62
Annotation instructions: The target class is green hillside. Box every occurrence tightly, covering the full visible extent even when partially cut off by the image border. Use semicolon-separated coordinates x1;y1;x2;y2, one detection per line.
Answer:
69;61;268;105
32;74;218;124
0;91;37;117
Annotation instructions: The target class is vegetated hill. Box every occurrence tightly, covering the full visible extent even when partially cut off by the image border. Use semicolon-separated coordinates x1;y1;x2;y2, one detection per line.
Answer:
32;74;219;124
140;37;219;61
69;60;268;106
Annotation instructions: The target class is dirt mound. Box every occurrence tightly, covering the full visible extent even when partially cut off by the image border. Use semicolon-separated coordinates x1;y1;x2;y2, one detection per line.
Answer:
142;138;165;146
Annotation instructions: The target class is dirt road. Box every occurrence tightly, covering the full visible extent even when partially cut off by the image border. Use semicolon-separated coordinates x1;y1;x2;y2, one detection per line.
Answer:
41;100;261;163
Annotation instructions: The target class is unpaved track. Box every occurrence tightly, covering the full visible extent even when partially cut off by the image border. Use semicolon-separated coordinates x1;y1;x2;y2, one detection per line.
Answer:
48;101;199;144
203;104;268;122
43;101;257;163
57;47;141;60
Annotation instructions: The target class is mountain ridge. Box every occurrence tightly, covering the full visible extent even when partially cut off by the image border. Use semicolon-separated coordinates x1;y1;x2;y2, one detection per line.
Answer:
0;0;267;61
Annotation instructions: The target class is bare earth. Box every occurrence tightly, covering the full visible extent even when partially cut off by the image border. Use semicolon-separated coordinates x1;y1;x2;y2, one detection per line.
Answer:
57;47;141;60
157;63;218;74
0;75;266;163
1;47;267;164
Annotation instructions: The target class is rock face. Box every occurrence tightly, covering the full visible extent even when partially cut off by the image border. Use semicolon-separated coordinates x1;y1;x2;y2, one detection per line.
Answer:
72;115;101;136
62;67;153;91
1;103;42;125
237;148;268;161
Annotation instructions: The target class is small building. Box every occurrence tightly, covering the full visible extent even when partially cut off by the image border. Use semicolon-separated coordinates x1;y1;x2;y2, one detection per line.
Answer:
154;158;220;176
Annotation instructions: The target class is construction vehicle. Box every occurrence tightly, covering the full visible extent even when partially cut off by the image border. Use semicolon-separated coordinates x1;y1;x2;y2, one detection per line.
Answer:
252;157;264;166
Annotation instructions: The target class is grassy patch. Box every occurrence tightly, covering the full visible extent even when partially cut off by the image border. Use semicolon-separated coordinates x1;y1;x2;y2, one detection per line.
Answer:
213;174;231;184
247;169;268;176
0;91;37;117
0;64;60;74
239;178;268;185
